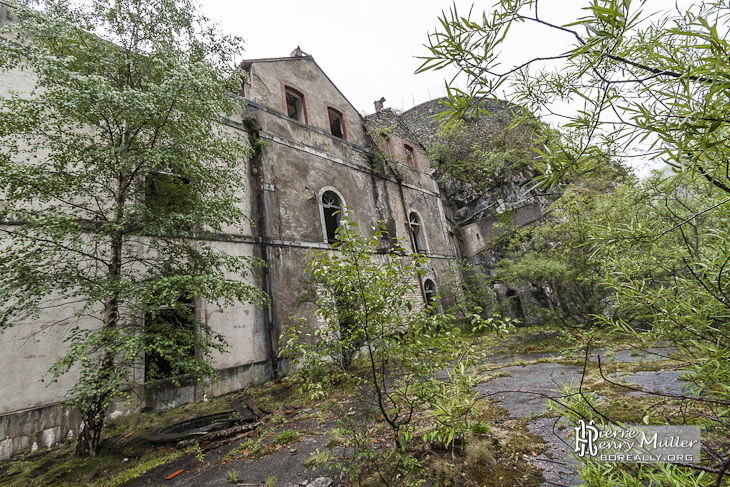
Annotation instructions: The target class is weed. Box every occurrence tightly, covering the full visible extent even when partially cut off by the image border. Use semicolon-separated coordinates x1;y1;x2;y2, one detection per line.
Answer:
266;474;276;487
271;429;301;446
471;421;491;435
326;428;346;447
465;439;495;464
227;469;239;484
224;439;257;460
304;448;334;469
192;443;205;463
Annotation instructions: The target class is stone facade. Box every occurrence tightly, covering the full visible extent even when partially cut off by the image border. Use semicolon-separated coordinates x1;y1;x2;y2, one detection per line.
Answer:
399;98;547;316
0;23;460;459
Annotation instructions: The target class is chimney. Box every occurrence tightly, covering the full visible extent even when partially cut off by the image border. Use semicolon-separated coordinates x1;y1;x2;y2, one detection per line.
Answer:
290;46;306;57
374;97;386;112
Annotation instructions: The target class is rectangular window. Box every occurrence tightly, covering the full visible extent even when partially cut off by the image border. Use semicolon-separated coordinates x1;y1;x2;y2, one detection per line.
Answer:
144;297;197;382
285;87;306;123
145;172;193;217
404;145;415;166
327;107;345;139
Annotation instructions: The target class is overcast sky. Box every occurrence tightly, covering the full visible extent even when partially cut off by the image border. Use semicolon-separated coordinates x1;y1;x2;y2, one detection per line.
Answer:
197;0;685;176
198;0;586;115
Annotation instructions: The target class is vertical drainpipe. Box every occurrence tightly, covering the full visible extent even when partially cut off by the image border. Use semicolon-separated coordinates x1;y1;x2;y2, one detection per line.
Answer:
246;119;279;376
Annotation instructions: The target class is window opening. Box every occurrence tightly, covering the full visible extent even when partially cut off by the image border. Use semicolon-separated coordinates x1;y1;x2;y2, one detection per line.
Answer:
424;279;438;313
328;107;345;139
285;87;305;123
506;289;525;320
409;212;425;253
145;172;193;217
404;144;415;166
322;191;342;244
144;296;196;382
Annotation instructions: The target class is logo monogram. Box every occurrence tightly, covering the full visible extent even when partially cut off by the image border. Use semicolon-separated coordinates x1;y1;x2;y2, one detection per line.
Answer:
574;420;599;457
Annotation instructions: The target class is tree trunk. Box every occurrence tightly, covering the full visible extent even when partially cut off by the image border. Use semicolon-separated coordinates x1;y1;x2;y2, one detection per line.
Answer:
75;166;126;457
75;393;108;456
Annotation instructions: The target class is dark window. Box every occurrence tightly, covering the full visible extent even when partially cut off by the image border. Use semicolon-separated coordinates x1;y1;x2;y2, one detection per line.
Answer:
322;191;342;244
424;279;438;312
145;172;193;217
409;212;425;253
144;297;196;383
285;87;305;123
404;144;415;166
328;107;345;139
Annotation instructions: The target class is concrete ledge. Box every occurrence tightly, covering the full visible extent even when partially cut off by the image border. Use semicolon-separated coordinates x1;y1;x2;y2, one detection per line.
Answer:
0;359;273;460
0;403;81;461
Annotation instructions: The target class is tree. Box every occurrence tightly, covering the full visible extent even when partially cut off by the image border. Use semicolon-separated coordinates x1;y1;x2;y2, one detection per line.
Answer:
280;214;500;483
419;0;730;192
496;154;631;327
420;1;730;483
0;0;265;456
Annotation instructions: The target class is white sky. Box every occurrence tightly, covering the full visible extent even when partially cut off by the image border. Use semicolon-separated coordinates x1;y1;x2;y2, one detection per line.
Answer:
198;0;586;115
198;0;687;176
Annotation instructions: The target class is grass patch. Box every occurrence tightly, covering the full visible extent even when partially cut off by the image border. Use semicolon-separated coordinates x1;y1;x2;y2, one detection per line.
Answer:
270;429;302;446
304;448;333;469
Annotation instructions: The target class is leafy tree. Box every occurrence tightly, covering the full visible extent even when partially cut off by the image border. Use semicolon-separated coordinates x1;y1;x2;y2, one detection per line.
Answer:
496;154;631;327
420;1;730;483
0;0;265;456
280;214;503;483
437;258;499;320
420;0;730;193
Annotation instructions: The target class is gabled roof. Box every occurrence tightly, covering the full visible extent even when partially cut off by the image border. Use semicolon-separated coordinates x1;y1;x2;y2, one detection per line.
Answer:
241;54;361;119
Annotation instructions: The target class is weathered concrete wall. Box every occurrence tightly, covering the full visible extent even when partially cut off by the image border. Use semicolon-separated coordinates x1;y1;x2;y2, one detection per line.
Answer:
246;57;365;146
400;98;547;321
0;1;15;29
0;403;81;461
0;45;461;459
461;202;542;258
246;84;457;346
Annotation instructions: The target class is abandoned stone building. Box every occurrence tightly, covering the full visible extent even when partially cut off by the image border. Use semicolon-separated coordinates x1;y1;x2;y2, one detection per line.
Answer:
0;0;552;458
0;10;464;457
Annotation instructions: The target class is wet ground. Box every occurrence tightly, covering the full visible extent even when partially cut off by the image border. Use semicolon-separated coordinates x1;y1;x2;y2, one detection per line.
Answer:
479;347;687;486
129;346;688;487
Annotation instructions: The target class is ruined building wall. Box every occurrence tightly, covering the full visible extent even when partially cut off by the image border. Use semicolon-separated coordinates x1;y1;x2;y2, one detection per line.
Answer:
0;46;460;459
400;98;546;316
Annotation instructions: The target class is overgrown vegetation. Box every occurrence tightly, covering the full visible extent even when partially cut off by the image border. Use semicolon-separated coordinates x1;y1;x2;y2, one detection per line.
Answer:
280;212;519;484
429;118;538;191
496;155;632;327
0;0;265;456
421;0;730;484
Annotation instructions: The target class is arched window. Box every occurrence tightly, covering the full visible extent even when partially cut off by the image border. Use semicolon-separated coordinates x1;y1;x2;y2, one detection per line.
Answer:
424;279;438;313
408;211;427;253
321;190;343;244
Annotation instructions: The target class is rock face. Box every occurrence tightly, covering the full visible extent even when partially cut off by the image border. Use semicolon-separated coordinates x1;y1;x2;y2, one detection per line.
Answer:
400;97;545;226
401;98;549;319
